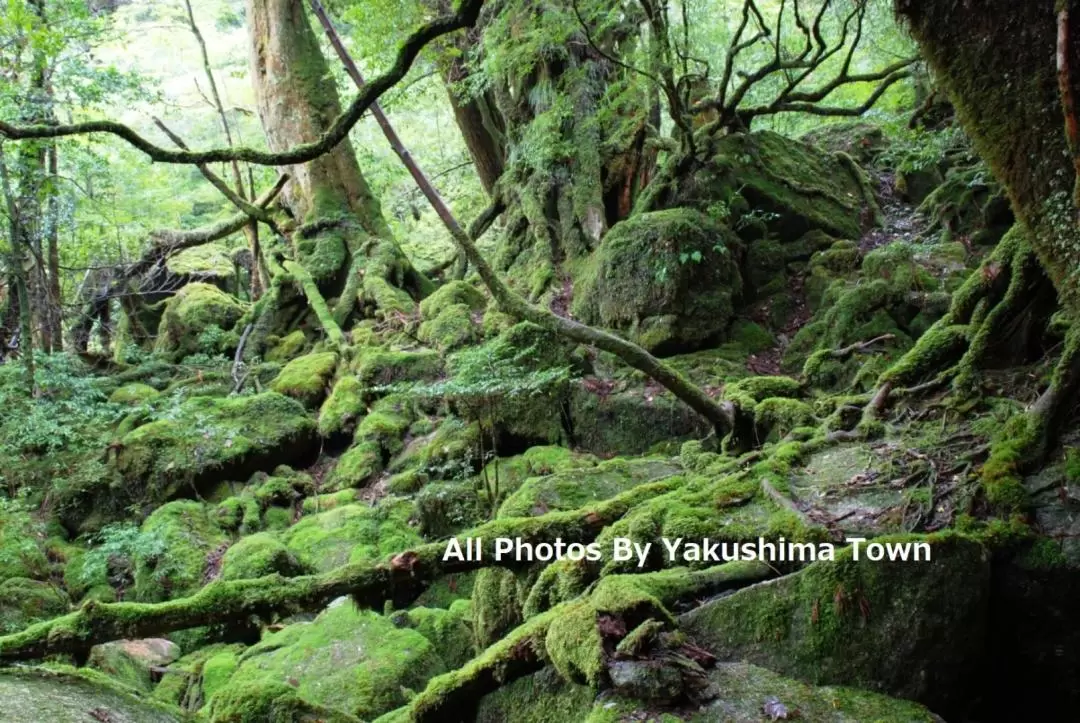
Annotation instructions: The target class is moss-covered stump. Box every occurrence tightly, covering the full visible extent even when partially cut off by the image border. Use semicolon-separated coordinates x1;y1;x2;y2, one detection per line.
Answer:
221;533;311;582
114;392;317;505
220;601;447;720
568;381;710;456
270;352;340;409
573;209;743;354
281;500;421;573
154;282;248;361
88;637;180;693
680;534;989;714
0;578;69;633
0;667;181;722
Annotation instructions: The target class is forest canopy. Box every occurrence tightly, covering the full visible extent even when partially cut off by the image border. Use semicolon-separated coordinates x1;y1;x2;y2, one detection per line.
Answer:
0;1;1077;722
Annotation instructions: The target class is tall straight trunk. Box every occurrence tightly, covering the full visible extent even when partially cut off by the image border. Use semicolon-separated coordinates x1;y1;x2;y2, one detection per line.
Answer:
246;0;430;327
0;150;35;393
45;144;62;351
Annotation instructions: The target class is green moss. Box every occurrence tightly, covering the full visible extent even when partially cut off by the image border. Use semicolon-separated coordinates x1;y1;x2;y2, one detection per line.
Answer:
207;679;361;722
281;500;421;572
415;480;489;537
396;602;475;669
265;330;308;364
109;383;160;405
88;638;180;693
270;352;339;408
418;280;486;318
317;376;364;438
418;303;482;351
980;414;1040;512
355;348;443;387
754;397;818;442
724;375;803;408
115;393;317;506
474;667;594;723
0;578;68;633
221;533;311;581
167;244;235;281
0;667;181;722
154;282;248;361
223;604;446;720
325;441;382;491
134;500;229;601
153;642;244;710
0;508;50;581
573;209;743;353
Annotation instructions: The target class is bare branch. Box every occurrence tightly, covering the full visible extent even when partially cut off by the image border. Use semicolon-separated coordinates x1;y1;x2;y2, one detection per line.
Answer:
0;0;486;166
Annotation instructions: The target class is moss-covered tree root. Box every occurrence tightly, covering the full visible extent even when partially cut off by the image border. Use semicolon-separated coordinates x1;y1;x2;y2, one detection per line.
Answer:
0;476;681;664
405;562;772;723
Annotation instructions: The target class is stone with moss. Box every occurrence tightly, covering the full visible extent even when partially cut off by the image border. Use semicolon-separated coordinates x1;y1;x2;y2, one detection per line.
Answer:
109;382;161;406
221;533;311;581
0;508;50;582
270;352;339;408
395;601;475;669
680;534;989;712
418;302;482;351
0;578;69;633
317;375;364;438
281;500;421;572
324;440;382;491
569;383;710;456
167;244;235;286
0;667;181;722
573;209;744;354
222;602;448;720
354;348;443;387
419;280;487;319
88;638;180;693
114;392;317;506
498;457;681;518
473;666;595;723
207;678;362;722
388;416;480;479
415;479;489;538
153;642;245;711
154;282;248;361
265;330;309;363
133;500;229;602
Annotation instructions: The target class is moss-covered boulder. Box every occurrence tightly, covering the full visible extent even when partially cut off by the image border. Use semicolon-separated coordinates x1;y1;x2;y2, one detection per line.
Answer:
265;330;308;363
354;348;443;387
114;392;317;505
153;643;245;712
318;376;364;438
680;534;989;713
222;602;447;720
88;638;181;693
497;457;681;518
282;500;421;572
417;281;487;352
154;282;248;360
133;501;229;601
109;382;161;406
221;533;311;581
0;578;68;633
568;382;710;456
0;508;50;582
167;243;235;288
270;352;339;409
0;667;181;722
698;130;867;241
573;209;743;354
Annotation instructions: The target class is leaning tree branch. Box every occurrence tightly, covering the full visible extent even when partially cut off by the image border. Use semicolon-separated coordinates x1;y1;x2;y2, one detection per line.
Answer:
308;0;472;274
0;0;485;166
0;476;679;663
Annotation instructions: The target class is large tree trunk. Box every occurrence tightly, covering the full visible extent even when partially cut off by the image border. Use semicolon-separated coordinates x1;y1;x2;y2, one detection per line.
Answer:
896;0;1080;314
246;0;431;335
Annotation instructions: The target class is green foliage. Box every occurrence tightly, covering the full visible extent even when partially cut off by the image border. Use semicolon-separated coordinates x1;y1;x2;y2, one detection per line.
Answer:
76;522;169;593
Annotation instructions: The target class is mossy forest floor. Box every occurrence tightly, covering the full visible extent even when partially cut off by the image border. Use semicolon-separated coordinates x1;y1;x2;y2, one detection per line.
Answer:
0;124;1076;723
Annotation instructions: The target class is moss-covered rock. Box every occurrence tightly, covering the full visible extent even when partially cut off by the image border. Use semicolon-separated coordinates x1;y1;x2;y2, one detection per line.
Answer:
222;602;447;720
680;534;989;712
265;330;309;363
394;601;475;669
109;382;161;405
419;280;486;319
0;667;181;722
282;500;421;572
221;533;311;581
0;508;50;582
167;244;235;287
573;209;743;354
498;457;681;518
474;666;595;723
0;578;68;633
208;679;361;722
317;375;364;438
133;500;229;601
568;382;710;456
88;638;181;693
325;441;382;491
114;392;317;505
154;282;248;361
153;643;245;712
418;303;482;351
270;352;339;408
354;349;443;387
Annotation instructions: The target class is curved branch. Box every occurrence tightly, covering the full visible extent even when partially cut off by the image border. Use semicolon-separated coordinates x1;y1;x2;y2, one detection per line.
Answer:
0;0;485;166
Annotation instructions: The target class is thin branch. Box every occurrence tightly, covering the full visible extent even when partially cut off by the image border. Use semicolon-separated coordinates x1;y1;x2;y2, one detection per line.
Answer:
0;0;486;166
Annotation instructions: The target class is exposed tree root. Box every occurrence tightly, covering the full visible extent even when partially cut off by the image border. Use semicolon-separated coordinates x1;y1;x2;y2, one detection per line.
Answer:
0;476;681;664
406;562;772;723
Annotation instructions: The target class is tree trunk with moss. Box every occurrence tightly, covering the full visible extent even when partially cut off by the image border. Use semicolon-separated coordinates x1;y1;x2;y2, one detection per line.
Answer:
245;0;432;345
884;0;1080;485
